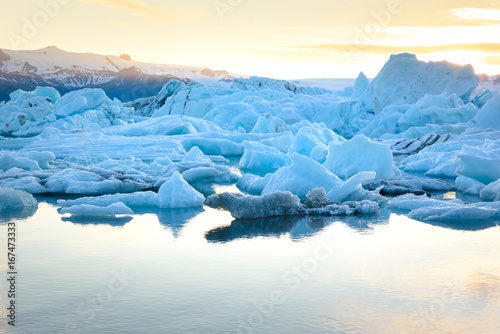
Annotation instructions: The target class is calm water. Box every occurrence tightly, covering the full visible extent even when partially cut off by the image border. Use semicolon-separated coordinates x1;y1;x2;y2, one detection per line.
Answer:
1;197;499;334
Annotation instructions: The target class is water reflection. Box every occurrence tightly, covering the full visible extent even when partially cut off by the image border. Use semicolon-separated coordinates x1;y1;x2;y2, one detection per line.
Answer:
0;205;38;223
61;215;133;226
421;219;499;231
157;207;204;236
205;215;304;243
127;206;204;236
206;210;392;243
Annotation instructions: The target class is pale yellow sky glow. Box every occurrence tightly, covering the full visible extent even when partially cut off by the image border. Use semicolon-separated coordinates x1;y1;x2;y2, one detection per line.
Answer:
1;0;500;78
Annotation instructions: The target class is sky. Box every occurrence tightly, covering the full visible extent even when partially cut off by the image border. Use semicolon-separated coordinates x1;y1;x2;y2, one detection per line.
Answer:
1;0;500;79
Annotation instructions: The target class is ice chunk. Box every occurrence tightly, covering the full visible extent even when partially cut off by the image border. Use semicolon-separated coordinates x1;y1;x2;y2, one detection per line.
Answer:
44;168;150;195
358;53;479;114
251;113;287;133
231;76;333;95
0;151;53;173
60;202;133;217
352;72;369;98
474;93;500;130
231;109;260;132
0;175;47;193
364;175;453;196
58;191;159;208
471;89;495;109
54;88;107;117
480;178;500;201
0;186;37;212
389;194;462;212
153;156;173;166
205;191;380;219
182;146;214;164
399;131;500;177
105;115;221;136
181;166;235;184
27;151;55;169
305;188;330;208
455;145;500;184
327;171;376;204
239;141;290;170
455;176;486;195
361;105;409;138
288;122;344;159
236;173;272;195
158;171;205;209
408;202;500;222
262;153;343;200
398;94;478;131
8;86;60;105
323;134;397;179
19;132;187;160
205;191;304;219
307;200;380;216
0;153;41;171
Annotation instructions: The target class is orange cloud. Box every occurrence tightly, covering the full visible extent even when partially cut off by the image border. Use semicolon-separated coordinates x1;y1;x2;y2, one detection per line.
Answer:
482;54;500;65
286;43;500;56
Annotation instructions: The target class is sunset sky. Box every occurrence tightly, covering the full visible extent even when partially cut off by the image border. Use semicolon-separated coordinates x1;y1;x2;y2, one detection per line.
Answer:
1;0;500;78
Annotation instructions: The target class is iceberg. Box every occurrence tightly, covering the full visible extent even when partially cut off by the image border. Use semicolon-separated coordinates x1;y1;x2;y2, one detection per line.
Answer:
205;191;304;219
60;202;134;217
363;175;453;196
455;144;500;184
408;202;500;222
390;193;500;222
327;171;376;203
288;122;344;160
239;141;290;170
205;191;379;219
54;88;107;117
397;94;478;131
58;191;159;208
262;153;343;200
158;171;205;209
473;93;500;130
357;53;479;114
0;186;38;212
323;134;397;179
455;176;486;196
480;178;500;202
251;113;288;133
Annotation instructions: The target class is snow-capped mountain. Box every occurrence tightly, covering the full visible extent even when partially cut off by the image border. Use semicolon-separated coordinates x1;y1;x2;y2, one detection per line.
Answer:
0;46;235;102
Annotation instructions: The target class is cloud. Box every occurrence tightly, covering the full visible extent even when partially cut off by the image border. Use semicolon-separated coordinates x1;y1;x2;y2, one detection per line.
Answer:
75;0;175;21
285;43;500;56
449;8;500;23
482;54;500;65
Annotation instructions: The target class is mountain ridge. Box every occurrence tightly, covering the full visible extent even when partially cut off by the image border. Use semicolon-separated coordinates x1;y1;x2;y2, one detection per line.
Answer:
0;46;236;102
